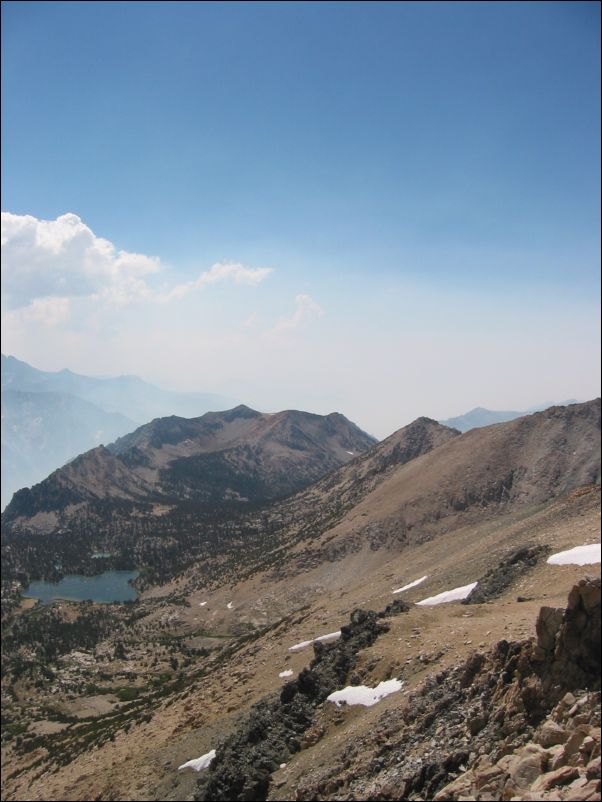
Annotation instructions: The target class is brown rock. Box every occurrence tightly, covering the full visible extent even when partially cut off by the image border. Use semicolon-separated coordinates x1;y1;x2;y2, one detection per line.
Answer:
532;765;580;791
568;577;602;613
475;765;505;790
568;695;590;717
587;757;601;780
509;752;547;789
565;725;592;762
550;746;568;771
581;736;597;756
536;607;564;652
537;721;569;748
433;772;475;800
468;714;488;735
565;778;602;800
561;692;578;709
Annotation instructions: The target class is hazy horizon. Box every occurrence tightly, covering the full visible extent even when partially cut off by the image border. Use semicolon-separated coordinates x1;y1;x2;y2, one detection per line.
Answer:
1;350;593;442
2;2;600;440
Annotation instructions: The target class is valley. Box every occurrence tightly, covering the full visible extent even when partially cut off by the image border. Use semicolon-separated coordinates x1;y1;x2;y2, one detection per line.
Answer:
1;400;600;801
3;6;599;800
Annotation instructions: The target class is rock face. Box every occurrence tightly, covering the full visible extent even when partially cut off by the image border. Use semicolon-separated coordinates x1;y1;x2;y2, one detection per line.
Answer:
431;578;602;801
537;577;602;696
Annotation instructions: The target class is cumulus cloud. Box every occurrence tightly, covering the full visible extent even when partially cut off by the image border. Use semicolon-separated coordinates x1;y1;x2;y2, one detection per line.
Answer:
273;294;324;332
1;212;160;309
1;212;273;318
20;297;71;327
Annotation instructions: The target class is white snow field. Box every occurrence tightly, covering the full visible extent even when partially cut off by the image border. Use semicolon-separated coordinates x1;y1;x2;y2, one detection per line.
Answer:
288;630;341;652
327;678;403;707
178;749;216;772
393;575;428;594
547;544;601;566
416;581;478;606
279;669;294;678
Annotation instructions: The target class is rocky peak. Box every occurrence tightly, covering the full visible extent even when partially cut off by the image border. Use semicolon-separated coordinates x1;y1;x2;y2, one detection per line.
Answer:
221;404;262;422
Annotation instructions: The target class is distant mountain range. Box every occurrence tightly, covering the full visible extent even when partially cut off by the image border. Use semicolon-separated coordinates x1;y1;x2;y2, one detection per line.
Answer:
1;354;237;422
1;354;237;509
1;389;136;509
439;400;580;432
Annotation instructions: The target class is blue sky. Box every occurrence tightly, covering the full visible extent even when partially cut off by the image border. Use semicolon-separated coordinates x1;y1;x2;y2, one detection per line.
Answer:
2;1;600;437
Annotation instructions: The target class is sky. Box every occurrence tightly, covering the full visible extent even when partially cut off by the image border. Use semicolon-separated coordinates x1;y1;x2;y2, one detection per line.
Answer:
1;1;600;438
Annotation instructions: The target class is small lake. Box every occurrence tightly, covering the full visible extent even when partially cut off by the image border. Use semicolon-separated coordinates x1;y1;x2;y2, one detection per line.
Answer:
24;570;139;604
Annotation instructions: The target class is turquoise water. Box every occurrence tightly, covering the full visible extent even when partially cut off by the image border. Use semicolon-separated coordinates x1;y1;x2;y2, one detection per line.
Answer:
25;570;139;603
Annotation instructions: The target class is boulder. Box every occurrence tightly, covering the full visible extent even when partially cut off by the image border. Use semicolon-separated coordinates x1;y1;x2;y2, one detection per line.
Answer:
531;764;580;791
536;720;568;748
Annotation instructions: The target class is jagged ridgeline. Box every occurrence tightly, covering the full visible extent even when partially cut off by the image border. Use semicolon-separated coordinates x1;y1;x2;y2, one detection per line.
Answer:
1;400;599;591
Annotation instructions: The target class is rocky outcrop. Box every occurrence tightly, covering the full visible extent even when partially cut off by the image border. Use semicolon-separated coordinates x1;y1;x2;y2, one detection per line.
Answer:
286;578;601;801
463;545;550;605
195;606;409;801
538;577;602;696
434;691;601;801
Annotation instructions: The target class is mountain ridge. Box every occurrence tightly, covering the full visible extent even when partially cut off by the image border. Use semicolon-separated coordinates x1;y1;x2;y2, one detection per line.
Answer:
2;405;377;523
3;401;598;594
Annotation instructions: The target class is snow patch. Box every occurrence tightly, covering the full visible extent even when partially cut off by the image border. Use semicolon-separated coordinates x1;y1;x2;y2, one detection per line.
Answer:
417;581;478;606
279;669;293;678
547;544;601;566
178;749;216;772
315;630;341;644
198;601;207;607
393;575;428;594
226;601;234;609
288;630;341;652
346;450;354;455
327;678;403;707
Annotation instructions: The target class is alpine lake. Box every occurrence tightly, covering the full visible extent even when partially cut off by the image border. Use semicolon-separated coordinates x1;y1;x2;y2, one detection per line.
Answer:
24;570;139;604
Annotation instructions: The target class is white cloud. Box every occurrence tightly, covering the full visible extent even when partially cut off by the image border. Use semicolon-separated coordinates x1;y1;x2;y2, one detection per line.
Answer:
21;297;71;327
1;212;273;316
157;262;273;303
1;212;160;309
272;294;324;333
